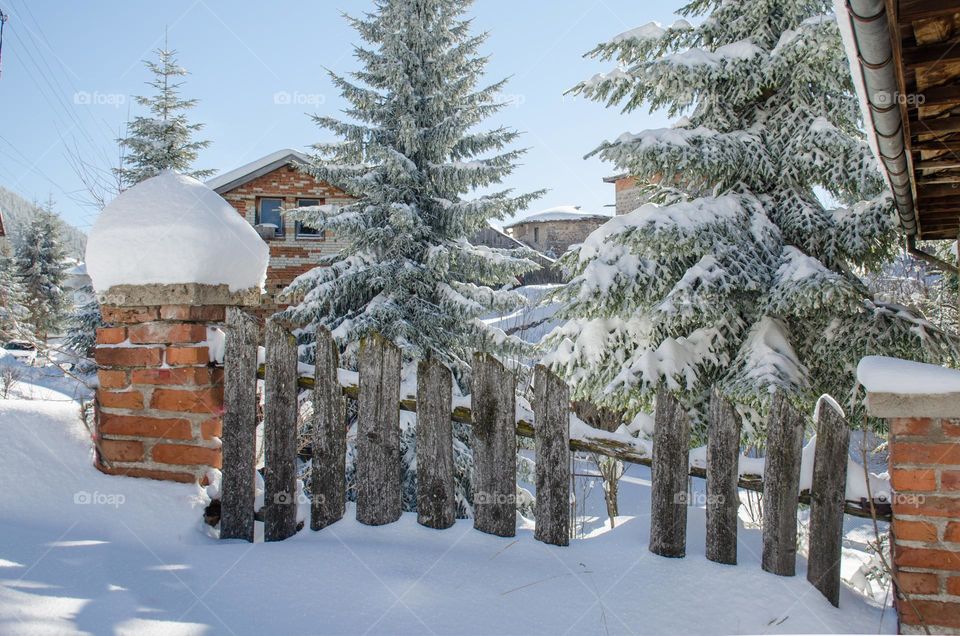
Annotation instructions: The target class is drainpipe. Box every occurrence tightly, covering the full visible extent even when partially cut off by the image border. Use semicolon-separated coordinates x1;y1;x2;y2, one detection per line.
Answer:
906;234;959;274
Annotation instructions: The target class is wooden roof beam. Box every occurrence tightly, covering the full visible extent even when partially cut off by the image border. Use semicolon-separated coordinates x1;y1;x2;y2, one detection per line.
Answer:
899;0;960;23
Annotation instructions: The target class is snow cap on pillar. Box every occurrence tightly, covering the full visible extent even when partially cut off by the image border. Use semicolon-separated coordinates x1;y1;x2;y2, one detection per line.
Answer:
86;170;268;306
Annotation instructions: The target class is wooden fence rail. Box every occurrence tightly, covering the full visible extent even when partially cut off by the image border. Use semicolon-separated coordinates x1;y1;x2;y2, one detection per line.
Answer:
250;364;888;522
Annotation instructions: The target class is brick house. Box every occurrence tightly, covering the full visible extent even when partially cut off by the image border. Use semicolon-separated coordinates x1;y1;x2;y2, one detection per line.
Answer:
504;206;609;258
207;149;353;319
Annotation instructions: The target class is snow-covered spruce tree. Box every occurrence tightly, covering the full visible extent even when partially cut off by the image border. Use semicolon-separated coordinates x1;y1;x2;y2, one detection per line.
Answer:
0;246;35;344
281;0;541;517
545;2;957;437
63;285;101;357
115;45;212;187
281;0;540;373
15;210;68;342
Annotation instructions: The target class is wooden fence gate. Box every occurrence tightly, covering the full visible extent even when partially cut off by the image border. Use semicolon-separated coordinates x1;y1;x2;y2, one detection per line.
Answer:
218;310;859;608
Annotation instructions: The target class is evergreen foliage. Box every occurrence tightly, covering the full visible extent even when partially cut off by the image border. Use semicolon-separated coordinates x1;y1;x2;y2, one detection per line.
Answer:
280;0;542;376
115;45;212;187
0;245;34;344
545;1;957;435
14;210;68;342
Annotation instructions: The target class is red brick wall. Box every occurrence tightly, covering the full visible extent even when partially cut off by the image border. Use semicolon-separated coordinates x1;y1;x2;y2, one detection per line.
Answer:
219;164;353;319
94;305;226;483
887;416;960;633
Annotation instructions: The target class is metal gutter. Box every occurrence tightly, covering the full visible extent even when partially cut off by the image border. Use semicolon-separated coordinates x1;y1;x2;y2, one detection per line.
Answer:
838;0;918;235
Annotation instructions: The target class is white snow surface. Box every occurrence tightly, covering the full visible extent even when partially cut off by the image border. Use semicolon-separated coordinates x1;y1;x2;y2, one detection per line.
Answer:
503;206;610;228
857;355;960;395
0;397;894;635
86;171;269;293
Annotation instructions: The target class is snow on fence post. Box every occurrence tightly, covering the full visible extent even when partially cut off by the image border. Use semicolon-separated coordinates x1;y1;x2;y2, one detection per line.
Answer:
356;334;402;526
416;358;455;530
858;356;960;634
220;308;259;542
263;318;299;541
761;391;806;576
533;365;570;547
649;388;691;558
806;397;849;607
84;172;268;485
471;352;517;538
706;390;741;565
310;327;346;531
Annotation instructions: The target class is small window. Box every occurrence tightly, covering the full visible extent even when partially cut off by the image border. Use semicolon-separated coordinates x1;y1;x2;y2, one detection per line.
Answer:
256;198;284;236
296;198;323;239
533;226;539;243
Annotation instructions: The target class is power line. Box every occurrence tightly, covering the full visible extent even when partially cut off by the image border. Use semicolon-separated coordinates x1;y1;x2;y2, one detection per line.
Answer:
0;7;9;78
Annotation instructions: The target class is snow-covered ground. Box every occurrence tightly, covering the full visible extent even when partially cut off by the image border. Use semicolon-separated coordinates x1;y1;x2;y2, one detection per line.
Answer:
0;367;895;635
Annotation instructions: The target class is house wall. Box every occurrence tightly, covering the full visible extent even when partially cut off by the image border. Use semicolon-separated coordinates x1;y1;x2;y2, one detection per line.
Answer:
218;164;352;319
614;176;643;216
508;218;606;258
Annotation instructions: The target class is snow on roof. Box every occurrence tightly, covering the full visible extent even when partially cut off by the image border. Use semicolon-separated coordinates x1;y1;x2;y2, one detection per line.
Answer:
205;148;310;193
857;356;960;395
503;206;610;229
86;171;269;293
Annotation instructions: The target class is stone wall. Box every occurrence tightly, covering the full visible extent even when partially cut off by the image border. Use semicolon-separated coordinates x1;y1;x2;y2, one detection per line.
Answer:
95;304;227;483
219;164;352;319
508;218;606;258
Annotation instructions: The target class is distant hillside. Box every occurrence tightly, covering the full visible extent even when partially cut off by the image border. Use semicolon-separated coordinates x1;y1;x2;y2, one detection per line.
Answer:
0;186;87;259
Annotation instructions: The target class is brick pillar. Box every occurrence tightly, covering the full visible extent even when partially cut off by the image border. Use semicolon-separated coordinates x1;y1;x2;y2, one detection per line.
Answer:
864;389;960;634
93;283;260;483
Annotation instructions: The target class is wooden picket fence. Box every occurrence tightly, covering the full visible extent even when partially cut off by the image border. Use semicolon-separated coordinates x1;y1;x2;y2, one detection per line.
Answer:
219;310;866;608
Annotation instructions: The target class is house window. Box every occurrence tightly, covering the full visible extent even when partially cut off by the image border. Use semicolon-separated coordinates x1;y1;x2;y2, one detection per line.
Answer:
296;198;324;239
533;226;539;243
256;198;284;237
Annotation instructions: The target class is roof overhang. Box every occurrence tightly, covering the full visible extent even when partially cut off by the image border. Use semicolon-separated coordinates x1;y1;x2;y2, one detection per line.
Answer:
206;149;311;194
837;0;960;240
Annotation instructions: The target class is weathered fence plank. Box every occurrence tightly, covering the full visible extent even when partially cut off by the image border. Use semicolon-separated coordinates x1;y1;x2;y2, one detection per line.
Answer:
472;353;517;538
252;367;888;521
356;334;402;526
806;398;850;607
219;308;259;542
416;358;455;530
761;391;806;576
263;318;300;542
649;388;691;558
706;390;741;565
310;327;346;531
533;365;570;546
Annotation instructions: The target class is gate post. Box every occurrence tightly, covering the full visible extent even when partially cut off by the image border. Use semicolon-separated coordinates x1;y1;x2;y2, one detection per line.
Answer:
86;172;267;483
859;356;960;634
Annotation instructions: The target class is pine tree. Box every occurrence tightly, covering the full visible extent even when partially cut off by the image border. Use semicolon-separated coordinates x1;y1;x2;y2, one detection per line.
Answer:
115;43;212;187
280;0;541;375
15;209;68;342
545;2;957;436
0;245;34;344
63;284;102;357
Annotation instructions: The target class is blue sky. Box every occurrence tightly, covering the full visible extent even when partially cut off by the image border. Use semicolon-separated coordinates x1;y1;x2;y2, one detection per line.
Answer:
0;0;679;234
